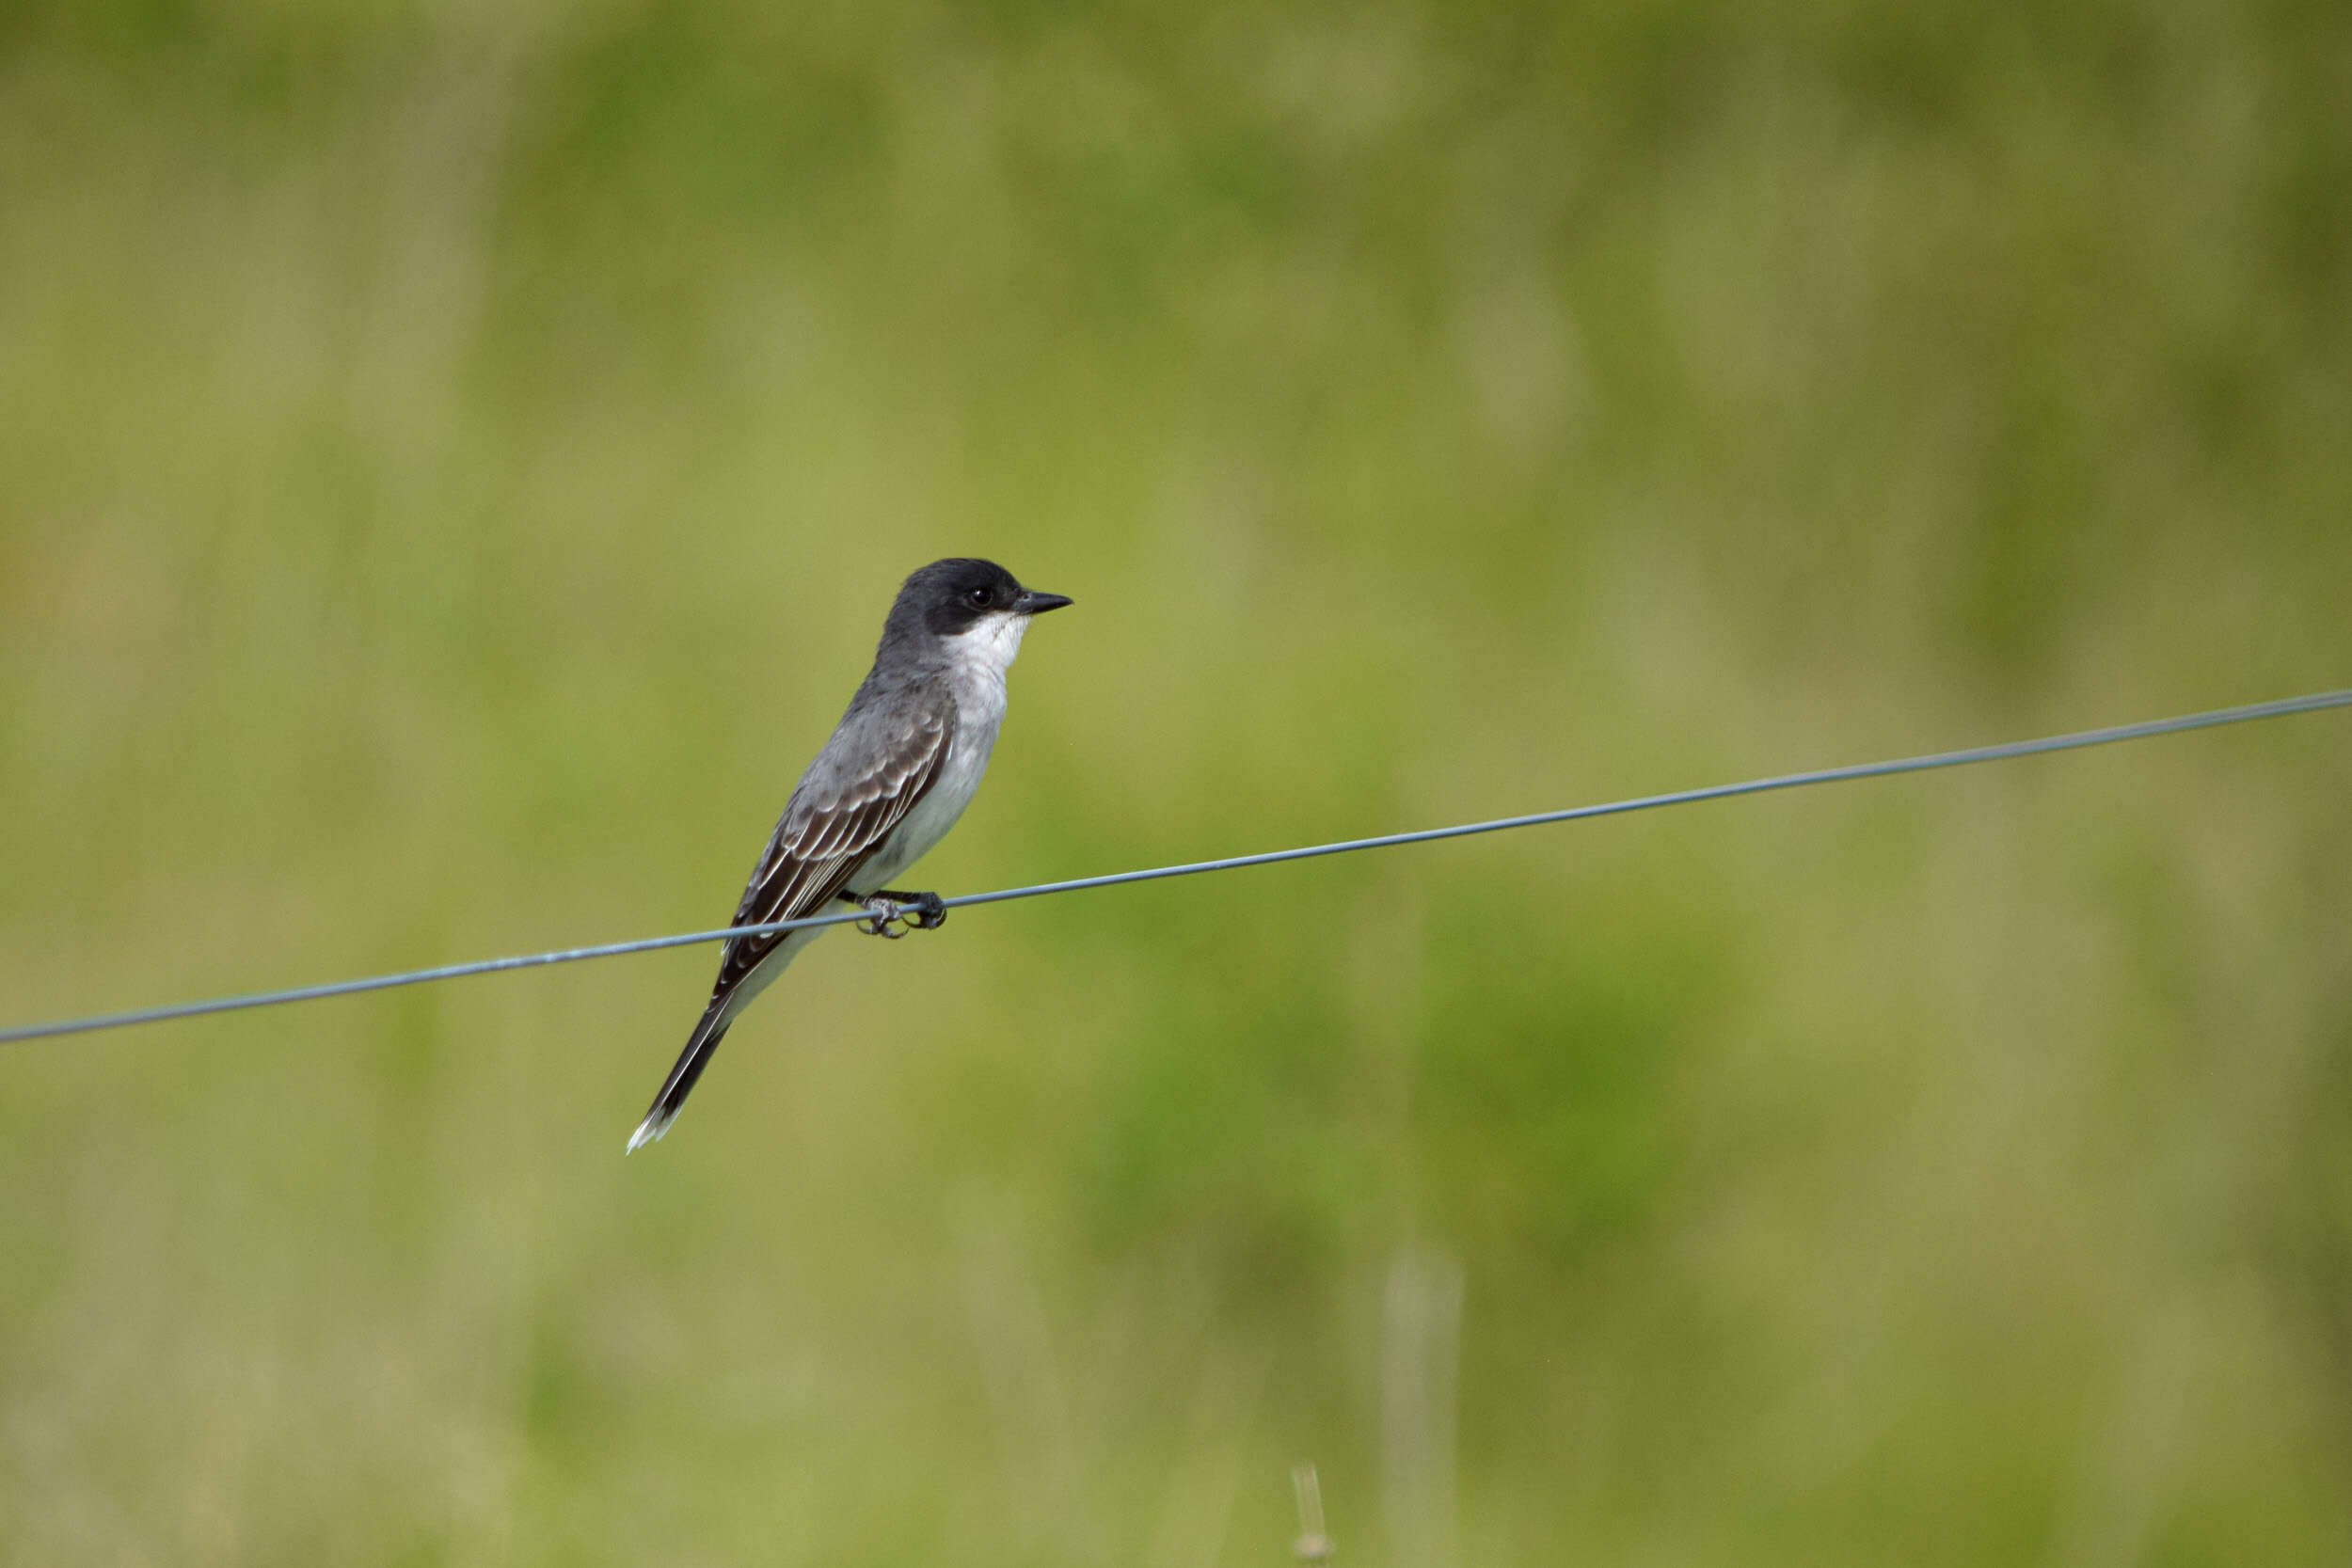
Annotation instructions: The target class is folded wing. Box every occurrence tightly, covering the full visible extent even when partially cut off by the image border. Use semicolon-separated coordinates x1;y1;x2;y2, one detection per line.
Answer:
717;696;957;995
627;694;956;1150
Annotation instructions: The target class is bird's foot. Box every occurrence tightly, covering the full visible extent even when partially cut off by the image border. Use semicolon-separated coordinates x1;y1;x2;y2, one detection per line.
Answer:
846;889;947;938
872;889;947;932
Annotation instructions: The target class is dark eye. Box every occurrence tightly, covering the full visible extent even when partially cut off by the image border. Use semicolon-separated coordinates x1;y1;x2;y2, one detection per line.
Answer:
965;586;992;609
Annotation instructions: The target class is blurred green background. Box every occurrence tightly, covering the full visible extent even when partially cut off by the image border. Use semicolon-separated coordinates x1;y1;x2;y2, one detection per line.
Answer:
4;0;2350;1561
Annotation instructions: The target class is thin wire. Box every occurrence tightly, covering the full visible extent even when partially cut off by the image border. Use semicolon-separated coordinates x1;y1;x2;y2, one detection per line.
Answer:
5;687;2347;1046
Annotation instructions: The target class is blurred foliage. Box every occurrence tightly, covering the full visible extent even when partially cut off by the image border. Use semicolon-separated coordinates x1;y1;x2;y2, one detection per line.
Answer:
3;0;2351;1562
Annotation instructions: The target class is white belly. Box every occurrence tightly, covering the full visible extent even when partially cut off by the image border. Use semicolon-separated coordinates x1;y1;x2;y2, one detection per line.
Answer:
856;660;1006;891
711;708;994;1032
712;626;1023;1031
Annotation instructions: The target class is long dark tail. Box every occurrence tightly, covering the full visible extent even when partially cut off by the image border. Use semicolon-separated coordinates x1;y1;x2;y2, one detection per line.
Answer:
627;999;732;1152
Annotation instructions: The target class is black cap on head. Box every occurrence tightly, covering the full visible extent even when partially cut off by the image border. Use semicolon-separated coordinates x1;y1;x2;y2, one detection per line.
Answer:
893;558;1073;639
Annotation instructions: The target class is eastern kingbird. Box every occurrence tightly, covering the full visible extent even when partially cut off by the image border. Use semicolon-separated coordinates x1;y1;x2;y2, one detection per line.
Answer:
627;558;1072;1151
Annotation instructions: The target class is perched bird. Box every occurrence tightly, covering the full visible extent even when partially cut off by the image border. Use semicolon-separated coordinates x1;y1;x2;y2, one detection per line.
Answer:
628;558;1072;1151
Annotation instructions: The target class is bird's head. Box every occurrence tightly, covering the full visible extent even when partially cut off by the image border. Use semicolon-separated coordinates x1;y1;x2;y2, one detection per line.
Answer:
891;558;1073;665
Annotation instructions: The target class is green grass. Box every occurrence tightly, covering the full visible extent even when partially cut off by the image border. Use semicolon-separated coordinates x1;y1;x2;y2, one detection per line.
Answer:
3;0;2350;1561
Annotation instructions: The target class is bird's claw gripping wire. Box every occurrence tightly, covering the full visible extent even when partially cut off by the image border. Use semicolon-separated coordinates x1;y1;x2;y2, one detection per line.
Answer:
850;890;947;939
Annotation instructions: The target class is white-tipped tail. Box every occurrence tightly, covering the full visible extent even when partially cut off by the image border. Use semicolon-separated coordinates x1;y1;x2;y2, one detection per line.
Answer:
625;1109;675;1154
624;1006;731;1156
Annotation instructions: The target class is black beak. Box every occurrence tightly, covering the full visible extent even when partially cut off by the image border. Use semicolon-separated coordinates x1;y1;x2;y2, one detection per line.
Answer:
1015;590;1073;615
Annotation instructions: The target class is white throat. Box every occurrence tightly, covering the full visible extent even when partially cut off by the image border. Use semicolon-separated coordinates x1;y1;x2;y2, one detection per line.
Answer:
866;610;1030;891
945;611;1030;680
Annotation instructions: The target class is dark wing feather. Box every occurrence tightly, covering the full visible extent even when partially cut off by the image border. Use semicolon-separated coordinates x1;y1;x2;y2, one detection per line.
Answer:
710;697;955;1002
628;694;956;1151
